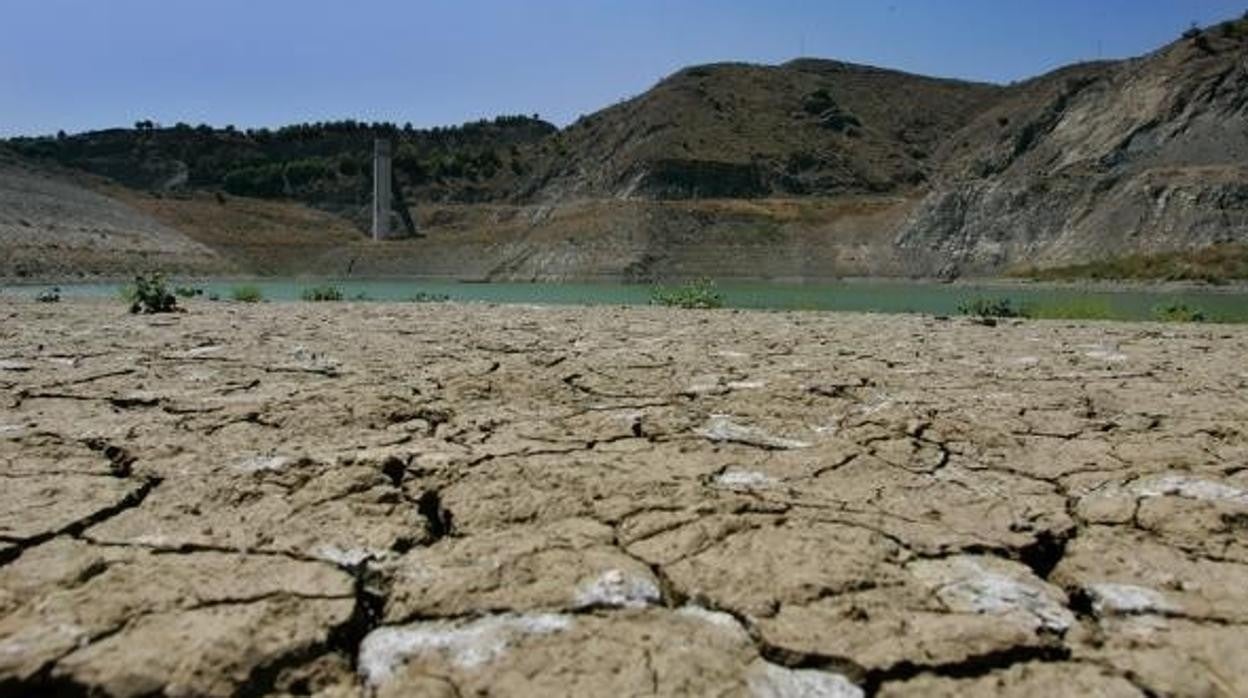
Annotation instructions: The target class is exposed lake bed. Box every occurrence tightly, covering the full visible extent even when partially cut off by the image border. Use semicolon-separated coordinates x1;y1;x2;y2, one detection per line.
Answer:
2;299;1245;696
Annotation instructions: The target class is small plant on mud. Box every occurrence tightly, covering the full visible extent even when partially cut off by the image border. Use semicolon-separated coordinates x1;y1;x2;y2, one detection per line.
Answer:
173;285;203;298
650;278;725;309
301;285;344;302
35;287;61;303
408;292;451;303
231;285;263;303
126;273;178;314
1153;302;1207;323
957;297;1024;319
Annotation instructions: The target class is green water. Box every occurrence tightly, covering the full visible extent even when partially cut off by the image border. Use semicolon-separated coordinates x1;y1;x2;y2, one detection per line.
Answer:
5;278;1248;322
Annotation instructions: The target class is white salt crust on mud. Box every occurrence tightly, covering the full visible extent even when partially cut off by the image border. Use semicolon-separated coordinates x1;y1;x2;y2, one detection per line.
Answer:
573;569;662;609
702;415;811;450
1086;583;1177;616
747;661;864;698
358;613;573;685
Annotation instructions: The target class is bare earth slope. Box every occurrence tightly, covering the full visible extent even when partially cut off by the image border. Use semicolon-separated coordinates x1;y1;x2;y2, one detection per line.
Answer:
2;301;1246;696
0;151;232;280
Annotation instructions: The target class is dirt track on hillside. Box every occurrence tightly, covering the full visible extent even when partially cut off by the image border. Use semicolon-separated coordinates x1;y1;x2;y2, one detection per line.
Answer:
1;301;1246;697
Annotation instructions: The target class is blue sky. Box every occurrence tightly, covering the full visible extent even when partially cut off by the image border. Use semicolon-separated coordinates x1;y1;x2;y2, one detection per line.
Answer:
2;0;1244;137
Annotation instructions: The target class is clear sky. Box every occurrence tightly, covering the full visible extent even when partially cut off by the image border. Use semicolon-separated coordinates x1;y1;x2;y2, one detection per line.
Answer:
2;0;1244;137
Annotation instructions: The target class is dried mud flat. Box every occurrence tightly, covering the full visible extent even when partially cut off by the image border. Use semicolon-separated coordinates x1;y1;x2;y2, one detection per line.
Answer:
1;300;1246;697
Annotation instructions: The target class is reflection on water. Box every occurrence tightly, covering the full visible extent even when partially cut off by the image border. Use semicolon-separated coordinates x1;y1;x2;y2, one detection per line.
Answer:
4;279;1247;322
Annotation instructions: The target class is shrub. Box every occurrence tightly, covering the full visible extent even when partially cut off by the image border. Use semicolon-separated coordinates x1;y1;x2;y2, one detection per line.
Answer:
35;287;61;303
1153;302;1207;322
301;285;344;302
957;297;1024;318
127;273;178;314
650;278;724;309
231;285;263;303
408;292;451;303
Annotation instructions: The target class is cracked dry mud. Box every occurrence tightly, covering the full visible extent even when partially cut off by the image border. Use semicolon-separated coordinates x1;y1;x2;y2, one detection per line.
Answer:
1;300;1246;697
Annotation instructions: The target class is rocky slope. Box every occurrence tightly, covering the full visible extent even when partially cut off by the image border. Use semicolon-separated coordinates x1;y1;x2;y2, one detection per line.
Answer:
895;23;1248;277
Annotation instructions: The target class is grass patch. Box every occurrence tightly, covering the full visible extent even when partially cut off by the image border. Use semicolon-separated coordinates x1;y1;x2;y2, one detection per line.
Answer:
1024;298;1115;320
231;285;263;303
958;296;1118;321
1011;244;1248;284
650;278;725;309
173;285;203;298
1153;303;1208;323
300;285;344;302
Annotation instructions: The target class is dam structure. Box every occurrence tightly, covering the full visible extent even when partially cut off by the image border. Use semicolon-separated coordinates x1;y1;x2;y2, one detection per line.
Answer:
372;138;392;241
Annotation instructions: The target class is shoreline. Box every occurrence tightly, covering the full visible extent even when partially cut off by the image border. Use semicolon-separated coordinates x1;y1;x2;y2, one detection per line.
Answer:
4;272;1248;294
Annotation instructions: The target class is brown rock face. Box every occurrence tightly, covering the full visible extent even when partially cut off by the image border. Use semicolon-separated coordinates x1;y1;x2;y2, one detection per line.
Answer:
2;300;1246;696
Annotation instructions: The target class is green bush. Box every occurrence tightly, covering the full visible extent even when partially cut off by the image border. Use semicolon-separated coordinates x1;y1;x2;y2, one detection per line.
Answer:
650;278;724;309
173;285;203;298
35;287;61;303
408;292;451;303
223;164;285;198
301;285;344;302
231;285;263;303
957;297;1023;318
1153;303;1207;323
127;273;178;314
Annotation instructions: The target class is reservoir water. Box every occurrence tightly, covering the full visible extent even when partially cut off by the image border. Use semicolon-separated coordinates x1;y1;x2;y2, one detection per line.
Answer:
5;278;1247;322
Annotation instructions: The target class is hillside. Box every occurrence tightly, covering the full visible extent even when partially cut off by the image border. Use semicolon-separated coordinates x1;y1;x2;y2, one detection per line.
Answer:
518;60;1001;200
0;149;232;280
3;16;1247;282
4;116;555;228
896;20;1248;276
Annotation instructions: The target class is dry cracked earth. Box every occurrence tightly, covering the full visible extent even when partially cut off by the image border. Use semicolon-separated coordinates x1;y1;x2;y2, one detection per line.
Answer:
1;300;1247;697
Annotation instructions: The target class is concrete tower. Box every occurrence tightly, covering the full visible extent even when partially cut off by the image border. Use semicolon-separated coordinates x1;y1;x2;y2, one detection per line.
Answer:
372;138;392;240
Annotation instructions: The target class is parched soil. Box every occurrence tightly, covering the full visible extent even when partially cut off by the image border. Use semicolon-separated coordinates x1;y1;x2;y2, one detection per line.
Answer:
1;301;1246;697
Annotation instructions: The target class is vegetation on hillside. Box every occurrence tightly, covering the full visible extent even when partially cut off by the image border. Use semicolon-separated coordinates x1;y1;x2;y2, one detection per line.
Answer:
1012;244;1248;284
3;116;555;207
